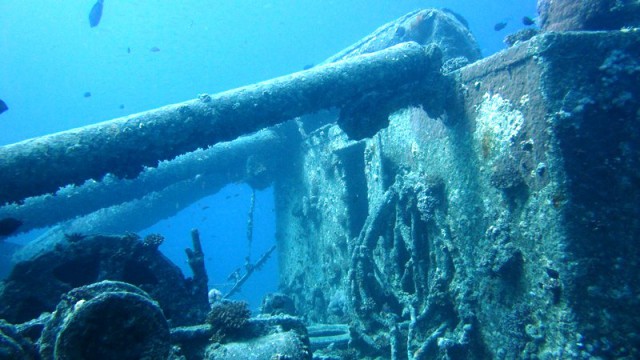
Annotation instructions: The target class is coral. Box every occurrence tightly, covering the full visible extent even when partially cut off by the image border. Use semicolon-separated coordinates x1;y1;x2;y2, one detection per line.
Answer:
474;93;524;162
142;233;164;249
206;300;251;342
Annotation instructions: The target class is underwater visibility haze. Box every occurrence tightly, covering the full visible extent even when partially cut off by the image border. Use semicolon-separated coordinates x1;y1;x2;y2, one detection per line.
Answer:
2;0;640;359
0;0;536;308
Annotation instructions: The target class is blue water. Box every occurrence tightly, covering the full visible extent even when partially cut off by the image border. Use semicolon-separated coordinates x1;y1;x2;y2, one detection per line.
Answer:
0;0;536;310
138;184;277;311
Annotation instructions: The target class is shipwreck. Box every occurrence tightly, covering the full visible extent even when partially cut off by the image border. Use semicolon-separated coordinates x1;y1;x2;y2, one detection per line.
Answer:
0;3;639;359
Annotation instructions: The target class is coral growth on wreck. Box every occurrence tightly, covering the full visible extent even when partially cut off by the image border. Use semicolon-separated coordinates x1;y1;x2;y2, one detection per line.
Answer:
206;300;251;342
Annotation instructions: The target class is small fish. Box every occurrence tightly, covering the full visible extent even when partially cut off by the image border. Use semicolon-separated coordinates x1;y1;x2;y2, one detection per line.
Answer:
127;47;131;54
302;64;314;70
89;0;104;28
494;21;508;31
522;16;535;26
150;46;161;52
0;218;22;237
83;92;92;98
119;104;125;109
0;99;8;115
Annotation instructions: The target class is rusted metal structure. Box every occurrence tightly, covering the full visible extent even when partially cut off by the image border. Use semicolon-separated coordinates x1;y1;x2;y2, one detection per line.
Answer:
1;6;639;360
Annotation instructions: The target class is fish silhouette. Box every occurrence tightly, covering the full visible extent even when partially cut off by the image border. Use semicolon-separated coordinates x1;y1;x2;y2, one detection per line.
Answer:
494;21;508;31
89;0;104;28
0;99;7;115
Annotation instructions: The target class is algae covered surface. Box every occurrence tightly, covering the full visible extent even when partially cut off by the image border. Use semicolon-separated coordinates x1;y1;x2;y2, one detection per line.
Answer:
1;3;639;360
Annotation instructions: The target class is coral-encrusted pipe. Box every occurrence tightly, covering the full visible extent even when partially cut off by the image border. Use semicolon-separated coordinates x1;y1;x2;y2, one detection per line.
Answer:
0;41;439;205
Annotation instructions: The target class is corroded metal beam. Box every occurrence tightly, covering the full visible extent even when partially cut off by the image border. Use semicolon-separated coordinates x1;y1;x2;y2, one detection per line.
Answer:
0;126;292;236
0;42;440;205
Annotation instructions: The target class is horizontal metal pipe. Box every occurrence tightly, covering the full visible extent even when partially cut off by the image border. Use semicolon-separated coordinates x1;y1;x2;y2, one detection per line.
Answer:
0;125;295;236
0;41;438;205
